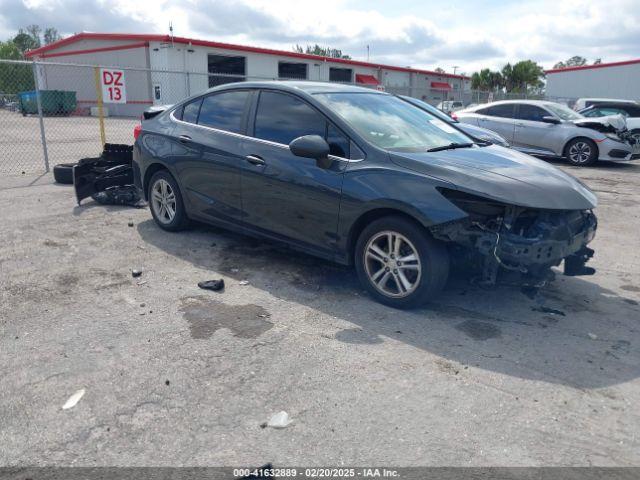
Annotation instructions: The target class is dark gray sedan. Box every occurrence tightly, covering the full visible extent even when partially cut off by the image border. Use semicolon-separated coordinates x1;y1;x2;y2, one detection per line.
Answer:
134;82;597;308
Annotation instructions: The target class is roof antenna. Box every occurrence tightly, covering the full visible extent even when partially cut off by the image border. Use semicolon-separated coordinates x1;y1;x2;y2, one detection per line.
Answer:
169;21;174;47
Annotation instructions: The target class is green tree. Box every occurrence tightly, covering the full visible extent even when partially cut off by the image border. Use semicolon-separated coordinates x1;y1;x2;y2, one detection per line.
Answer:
434;67;446;74
553;55;587;70
471;68;503;91
293;44;351;59
12;31;39;54
44;27;61;45
0;40;35;94
502;60;544;93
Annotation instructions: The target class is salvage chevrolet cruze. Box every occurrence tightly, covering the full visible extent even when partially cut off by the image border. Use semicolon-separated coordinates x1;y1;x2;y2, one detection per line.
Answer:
133;82;598;308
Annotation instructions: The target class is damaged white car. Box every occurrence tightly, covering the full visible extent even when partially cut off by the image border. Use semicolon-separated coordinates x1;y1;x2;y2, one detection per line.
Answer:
457;100;635;166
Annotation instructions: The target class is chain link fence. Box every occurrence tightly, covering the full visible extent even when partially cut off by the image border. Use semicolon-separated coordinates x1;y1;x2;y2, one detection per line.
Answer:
1;58;580;176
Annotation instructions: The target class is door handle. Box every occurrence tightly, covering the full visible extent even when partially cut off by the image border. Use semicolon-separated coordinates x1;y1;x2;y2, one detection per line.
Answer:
245;155;266;166
179;135;192;143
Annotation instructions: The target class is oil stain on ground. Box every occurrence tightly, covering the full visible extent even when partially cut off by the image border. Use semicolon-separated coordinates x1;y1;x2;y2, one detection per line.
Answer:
455;320;501;341
179;296;273;339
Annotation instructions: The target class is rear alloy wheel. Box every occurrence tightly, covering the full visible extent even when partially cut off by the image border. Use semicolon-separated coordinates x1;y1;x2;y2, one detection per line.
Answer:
355;216;449;308
629;129;640;155
148;170;189;231
565;138;598;166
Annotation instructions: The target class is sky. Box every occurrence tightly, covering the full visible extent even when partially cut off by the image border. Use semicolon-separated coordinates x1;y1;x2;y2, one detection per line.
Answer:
1;0;639;75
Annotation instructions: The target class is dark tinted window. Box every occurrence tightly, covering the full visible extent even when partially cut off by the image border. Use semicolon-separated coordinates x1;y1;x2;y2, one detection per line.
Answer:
208;54;246;87
484;104;515;118
197;91;250;133
517;104;548;122
181;98;202;124
329;67;353;83
327;123;349;158
254;91;326;145
279;62;307;79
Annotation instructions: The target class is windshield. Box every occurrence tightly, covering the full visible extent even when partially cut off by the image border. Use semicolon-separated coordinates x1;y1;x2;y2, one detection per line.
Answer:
314;92;473;151
545;103;583;121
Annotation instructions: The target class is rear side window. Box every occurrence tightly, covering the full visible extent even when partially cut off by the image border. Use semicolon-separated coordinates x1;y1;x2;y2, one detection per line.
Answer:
181;98;202;124
254;91;326;145
198;90;250;133
484;104;515;118
517;104;548;122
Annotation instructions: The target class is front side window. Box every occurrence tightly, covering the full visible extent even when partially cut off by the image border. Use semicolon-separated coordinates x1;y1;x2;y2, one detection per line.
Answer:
197;90;250;133
517;104;548;122
254;91;326;145
315;92;472;151
545;103;583;121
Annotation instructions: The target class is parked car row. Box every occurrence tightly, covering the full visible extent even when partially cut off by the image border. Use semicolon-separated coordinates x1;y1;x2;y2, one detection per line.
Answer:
456;100;637;165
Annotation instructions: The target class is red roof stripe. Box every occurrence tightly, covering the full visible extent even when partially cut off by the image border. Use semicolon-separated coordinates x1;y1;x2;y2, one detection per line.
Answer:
37;42;148;59
26;32;470;80
545;58;640;74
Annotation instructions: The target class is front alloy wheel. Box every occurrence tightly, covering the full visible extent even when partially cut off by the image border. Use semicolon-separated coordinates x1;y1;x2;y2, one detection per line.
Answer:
364;231;422;298
355;216;449;308
566;138;597;166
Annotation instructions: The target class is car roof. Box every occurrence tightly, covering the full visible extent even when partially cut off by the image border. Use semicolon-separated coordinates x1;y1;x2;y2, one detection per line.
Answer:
576;97;637;104
207;80;385;96
463;99;559;111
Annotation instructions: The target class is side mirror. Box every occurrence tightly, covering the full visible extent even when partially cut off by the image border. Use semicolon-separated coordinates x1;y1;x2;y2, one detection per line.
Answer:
289;135;332;169
542;116;561;124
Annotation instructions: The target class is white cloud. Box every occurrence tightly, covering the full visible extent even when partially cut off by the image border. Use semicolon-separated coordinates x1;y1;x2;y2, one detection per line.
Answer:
1;0;639;75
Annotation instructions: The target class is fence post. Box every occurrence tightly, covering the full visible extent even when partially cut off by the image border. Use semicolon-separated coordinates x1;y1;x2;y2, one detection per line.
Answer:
93;67;106;148
32;61;50;172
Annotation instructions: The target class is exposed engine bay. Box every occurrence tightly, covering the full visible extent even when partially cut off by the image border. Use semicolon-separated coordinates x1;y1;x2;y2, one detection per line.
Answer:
431;188;597;286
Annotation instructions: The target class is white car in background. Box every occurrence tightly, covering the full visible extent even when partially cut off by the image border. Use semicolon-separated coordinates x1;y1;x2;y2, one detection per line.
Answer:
456;100;634;166
573;97;638;111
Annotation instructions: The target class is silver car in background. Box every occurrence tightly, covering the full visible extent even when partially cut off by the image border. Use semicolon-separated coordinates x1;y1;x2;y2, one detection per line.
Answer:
399;96;510;147
457;100;634;166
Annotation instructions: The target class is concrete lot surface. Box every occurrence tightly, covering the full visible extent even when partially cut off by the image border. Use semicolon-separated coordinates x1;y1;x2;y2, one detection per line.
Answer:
0;161;639;466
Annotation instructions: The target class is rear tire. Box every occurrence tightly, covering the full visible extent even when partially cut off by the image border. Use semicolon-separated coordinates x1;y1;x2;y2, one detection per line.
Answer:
53;163;76;184
565;138;598;166
148;170;190;231
629;129;640;153
354;216;449;309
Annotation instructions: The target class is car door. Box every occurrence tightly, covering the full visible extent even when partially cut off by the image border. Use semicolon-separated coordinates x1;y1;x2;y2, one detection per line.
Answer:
239;90;349;257
171;90;252;227
512;103;558;155
475;103;516;143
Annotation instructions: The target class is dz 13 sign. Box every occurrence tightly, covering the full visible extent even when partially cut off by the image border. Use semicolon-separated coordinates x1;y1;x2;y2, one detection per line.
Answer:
101;68;127;104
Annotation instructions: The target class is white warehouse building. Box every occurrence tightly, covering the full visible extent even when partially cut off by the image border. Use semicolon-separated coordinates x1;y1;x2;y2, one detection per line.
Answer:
545;59;640;103
26;32;470;117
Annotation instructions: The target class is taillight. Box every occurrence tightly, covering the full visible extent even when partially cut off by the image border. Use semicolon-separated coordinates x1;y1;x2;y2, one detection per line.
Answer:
133;124;142;140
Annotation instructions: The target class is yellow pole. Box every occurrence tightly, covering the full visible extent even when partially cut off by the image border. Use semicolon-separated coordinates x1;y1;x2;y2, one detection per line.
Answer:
94;67;106;148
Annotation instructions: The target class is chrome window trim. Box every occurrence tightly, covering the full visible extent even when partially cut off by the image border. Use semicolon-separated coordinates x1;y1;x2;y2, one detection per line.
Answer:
169;108;364;163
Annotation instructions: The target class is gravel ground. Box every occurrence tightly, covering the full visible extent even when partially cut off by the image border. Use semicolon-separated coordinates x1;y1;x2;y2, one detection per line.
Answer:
0;160;639;467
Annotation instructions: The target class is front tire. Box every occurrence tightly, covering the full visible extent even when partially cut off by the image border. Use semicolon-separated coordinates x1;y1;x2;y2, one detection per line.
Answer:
354;216;449;309
148;170;189;231
565;138;598;166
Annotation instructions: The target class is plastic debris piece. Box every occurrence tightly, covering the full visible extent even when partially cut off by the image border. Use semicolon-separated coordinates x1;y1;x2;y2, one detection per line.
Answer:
588;332;598;340
239;280;250;285
62;388;85;410
131;269;142;278
128;221;134;227
266;411;292;429
198;279;225;291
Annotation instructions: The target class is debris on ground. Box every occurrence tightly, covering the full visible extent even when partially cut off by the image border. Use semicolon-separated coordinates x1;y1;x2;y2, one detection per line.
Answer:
136;280;147;286
92;186;146;208
198;279;225;291
239;280;250;286
531;306;566;316
131;269;142;278
265;411;293;429
588;332;598;340
62;388;85;410
128;221;134;227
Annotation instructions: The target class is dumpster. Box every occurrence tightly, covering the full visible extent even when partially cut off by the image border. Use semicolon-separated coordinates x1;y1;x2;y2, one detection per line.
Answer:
18;90;77;116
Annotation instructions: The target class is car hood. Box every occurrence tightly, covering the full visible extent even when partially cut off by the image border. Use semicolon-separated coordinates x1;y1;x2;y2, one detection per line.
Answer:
457;123;508;145
389;145;597;210
572;114;627;133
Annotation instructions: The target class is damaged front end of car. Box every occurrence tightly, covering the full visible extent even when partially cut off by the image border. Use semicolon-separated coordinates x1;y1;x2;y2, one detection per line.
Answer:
430;188;597;286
